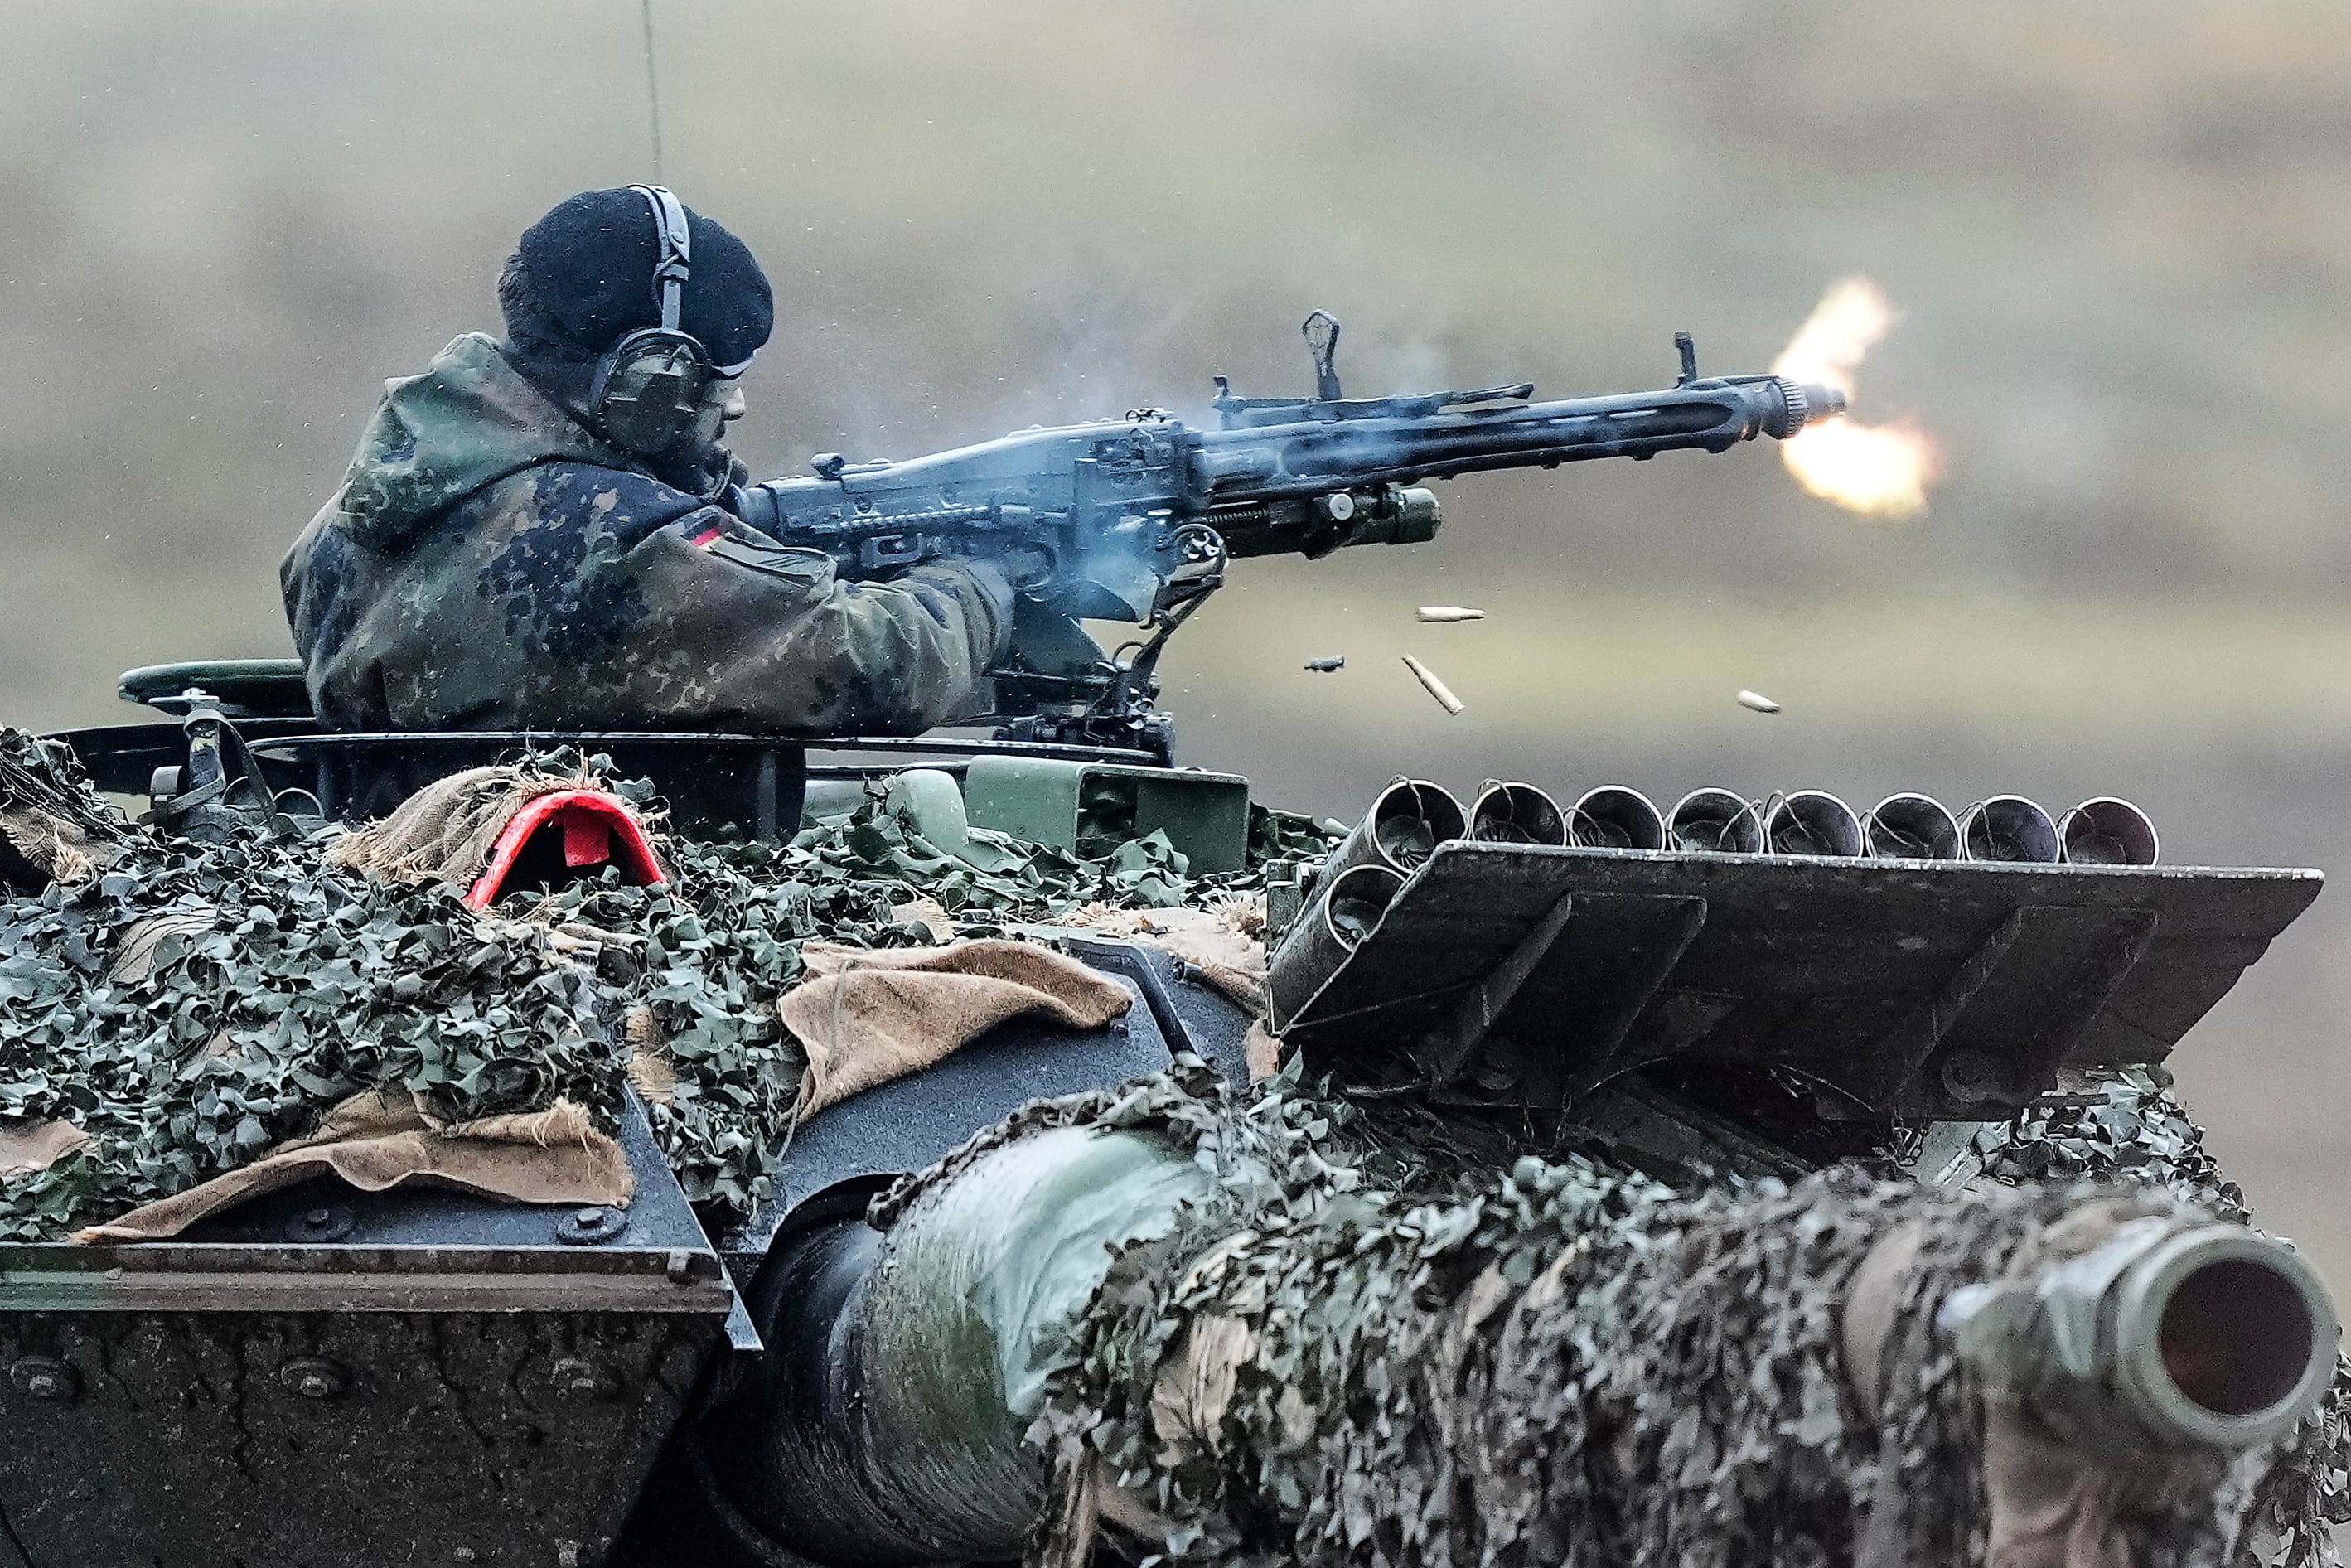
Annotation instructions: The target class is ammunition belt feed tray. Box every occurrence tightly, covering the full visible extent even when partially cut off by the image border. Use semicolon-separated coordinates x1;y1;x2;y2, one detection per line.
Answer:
1272;843;2320;1120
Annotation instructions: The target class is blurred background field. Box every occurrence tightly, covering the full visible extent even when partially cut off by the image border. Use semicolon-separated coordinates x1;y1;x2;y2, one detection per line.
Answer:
1;3;2346;1283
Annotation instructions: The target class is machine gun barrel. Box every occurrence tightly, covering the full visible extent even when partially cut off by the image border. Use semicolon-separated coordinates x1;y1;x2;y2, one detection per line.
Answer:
727;315;1848;756
1190;375;1839;504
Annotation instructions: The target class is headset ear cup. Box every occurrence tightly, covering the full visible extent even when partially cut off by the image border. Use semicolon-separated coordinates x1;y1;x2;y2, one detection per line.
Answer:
588;328;714;454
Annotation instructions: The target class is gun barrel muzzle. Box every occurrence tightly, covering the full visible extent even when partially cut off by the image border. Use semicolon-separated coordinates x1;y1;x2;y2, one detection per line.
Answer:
1769;379;1849;439
1939;1218;2339;1454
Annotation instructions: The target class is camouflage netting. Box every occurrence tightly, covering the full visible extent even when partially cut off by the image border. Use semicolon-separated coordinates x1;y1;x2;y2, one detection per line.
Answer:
0;731;1333;1237
4;728;2347;1564
1979;1065;2250;1219
0;728;123;888
1976;1071;2351;1566
924;1060;2351;1568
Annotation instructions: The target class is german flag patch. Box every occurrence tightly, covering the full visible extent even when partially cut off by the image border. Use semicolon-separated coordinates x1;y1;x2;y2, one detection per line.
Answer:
687;521;728;549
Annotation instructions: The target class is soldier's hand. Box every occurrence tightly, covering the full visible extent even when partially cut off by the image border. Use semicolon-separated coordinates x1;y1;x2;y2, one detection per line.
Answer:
901;554;1018;661
944;555;1018;626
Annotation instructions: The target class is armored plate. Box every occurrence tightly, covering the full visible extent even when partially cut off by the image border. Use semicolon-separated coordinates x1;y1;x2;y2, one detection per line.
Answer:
1277;842;2321;1119
722;939;1256;1275
0;1093;740;1568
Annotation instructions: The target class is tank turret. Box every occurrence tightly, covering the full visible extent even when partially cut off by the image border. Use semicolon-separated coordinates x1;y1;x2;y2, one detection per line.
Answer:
2;699;2345;1567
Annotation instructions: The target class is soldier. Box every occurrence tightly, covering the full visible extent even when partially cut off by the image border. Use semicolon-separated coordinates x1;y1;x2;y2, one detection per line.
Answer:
281;186;1015;733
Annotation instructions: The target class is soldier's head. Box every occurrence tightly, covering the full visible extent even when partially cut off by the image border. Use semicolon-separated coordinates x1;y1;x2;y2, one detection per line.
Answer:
498;186;774;462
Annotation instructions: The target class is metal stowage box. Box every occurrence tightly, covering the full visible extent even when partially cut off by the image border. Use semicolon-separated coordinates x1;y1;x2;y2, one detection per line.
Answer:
0;1097;740;1568
961;757;1250;874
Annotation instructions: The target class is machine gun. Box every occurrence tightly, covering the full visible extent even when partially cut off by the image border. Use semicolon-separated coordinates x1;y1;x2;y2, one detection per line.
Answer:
733;313;1845;758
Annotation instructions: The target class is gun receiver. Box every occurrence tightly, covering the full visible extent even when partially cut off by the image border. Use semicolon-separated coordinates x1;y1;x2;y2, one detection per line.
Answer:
733;313;1844;757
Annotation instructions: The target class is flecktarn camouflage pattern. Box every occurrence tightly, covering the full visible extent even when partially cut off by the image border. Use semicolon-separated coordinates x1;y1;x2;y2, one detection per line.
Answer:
280;334;1011;736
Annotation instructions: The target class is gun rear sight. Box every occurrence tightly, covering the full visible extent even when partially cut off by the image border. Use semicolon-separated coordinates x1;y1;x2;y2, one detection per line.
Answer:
1210;309;1550;431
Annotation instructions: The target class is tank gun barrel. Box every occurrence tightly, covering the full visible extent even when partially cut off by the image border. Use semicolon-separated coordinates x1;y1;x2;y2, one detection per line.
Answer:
1922;1214;2338;1454
689;1109;2339;1566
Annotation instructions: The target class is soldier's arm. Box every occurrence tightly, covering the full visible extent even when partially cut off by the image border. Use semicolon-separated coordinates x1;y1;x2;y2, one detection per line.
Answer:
620;501;1013;733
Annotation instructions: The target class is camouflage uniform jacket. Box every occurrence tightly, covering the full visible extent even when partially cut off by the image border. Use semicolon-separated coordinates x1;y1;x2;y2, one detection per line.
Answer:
281;334;1011;733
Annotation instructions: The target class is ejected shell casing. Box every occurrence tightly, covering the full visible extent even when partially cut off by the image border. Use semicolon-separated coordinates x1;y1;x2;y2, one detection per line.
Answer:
1468;782;1568;846
1400;654;1466;715
1303;656;1347;673
1323;778;1467;886
1415;606;1486;622
1761;790;1865;858
1267;863;1406;1030
1736;690;1782;714
2060;797;2160;866
1957;796;2061;864
1667;787;1764;854
1568;785;1667;850
1862;793;1962;860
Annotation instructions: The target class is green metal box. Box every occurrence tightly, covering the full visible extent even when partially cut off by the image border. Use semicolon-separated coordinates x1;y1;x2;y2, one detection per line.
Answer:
961;757;1250;874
